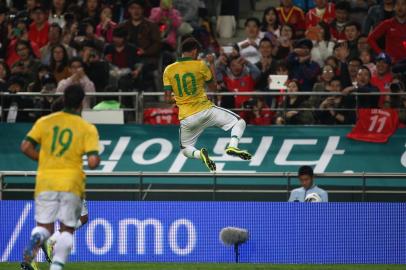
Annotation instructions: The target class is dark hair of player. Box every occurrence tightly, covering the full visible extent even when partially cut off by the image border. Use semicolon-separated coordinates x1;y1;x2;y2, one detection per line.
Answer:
64;84;85;110
180;37;202;53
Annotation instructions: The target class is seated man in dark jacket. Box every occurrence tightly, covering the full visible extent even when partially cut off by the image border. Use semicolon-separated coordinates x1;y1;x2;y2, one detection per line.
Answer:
342;66;380;108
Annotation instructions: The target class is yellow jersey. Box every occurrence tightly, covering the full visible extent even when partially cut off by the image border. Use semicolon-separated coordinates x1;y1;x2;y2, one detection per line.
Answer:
163;57;214;120
25;110;100;198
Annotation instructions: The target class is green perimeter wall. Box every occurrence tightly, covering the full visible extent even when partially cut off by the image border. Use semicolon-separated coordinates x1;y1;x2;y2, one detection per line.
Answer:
1;124;405;188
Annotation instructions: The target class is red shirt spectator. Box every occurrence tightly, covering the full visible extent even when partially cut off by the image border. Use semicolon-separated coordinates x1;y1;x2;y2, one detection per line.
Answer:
368;0;406;63
368;21;406;63
329;1;351;41
216;56;261;109
96;6;117;44
6;39;40;67
306;1;335;28
277;0;306;36
28;6;50;49
371;53;393;107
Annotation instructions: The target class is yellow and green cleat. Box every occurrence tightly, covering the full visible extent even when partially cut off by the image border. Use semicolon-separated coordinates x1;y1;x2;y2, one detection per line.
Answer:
42;240;54;264
200;148;216;172
225;146;252;160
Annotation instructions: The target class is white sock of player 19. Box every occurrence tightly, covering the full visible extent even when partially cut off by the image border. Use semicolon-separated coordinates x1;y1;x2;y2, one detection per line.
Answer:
182;146;201;159
229;119;246;148
49;230;61;244
50;231;73;270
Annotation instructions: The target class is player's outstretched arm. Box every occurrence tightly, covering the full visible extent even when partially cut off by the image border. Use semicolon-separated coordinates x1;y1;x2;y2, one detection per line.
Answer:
20;140;39;161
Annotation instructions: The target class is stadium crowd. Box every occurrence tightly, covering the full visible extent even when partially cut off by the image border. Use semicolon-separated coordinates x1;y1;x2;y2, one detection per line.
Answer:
0;0;405;124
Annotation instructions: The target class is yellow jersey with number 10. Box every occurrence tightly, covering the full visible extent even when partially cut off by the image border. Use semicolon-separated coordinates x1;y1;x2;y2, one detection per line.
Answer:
25;110;100;198
163;57;214;120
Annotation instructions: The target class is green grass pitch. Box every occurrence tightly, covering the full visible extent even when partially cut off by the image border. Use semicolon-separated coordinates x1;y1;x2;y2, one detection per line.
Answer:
1;263;406;270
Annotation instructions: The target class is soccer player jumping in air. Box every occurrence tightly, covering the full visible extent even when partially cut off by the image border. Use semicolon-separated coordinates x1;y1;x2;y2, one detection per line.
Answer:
163;38;252;171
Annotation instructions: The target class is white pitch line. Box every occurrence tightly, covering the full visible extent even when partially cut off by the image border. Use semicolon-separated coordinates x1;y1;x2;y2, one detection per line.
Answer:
1;202;32;262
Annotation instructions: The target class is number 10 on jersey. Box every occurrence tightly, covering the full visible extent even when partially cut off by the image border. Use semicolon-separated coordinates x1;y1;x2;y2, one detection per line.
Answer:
174;73;197;97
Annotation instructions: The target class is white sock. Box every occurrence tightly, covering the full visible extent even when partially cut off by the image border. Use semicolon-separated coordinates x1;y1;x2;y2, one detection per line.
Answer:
31;226;50;245
229;119;246;148
51;231;73;270
182;146;201;159
49;230;61;244
75;220;83;230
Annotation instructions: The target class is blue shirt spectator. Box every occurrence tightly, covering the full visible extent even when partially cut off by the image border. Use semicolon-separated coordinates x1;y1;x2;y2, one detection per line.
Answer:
288;165;329;202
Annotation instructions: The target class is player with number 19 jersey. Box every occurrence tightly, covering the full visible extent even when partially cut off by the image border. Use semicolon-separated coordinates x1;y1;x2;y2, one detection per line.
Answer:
25;110;99;199
163;57;214;120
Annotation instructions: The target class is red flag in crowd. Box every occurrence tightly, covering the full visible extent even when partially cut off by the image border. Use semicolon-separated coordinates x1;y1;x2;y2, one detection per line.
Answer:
347;109;399;143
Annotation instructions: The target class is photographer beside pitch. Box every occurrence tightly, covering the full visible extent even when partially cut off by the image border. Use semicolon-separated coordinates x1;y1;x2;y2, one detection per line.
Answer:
20;85;100;270
289;166;328;202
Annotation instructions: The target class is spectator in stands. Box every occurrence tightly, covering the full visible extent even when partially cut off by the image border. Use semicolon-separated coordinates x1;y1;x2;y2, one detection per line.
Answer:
11;40;41;84
7;19;41;67
124;0;161;70
40;23;75;65
28;5;50;49
80;41;110;92
357;34;371;52
73;18;104;53
324;55;339;73
105;26;143;101
315;77;356;124
368;0;406;63
56;57;95;108
240;98;273;125
329;0;350;41
371;52;393;107
343;66;380;108
261;7;281;39
96;5;117;44
349;0;375;26
149;0;182;51
344;21;361;59
287;38;320;92
216;55;261;109
305;0;335;28
49;0;68;28
359;49;376;74
310;68;335;108
237;17;263;64
0;60;10;92
50;44;71;82
28;64;54;92
310;22;335;67
0;4;9;60
343;57;362;87
81;0;101;25
173;0;200;28
3;75;34;122
275;80;314;125
256;38;277;92
274;24;294;59
277;0;306;38
289;165;328;202
363;0;395;35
